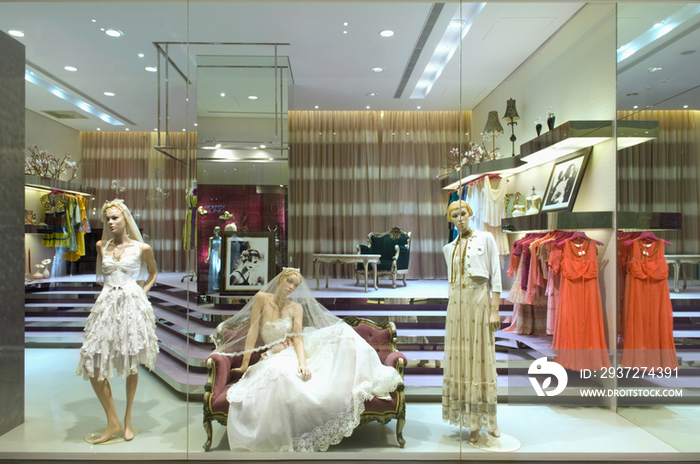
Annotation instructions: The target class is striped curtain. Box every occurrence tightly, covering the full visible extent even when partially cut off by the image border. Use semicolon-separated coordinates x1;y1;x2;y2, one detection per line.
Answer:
617;110;700;253
81;131;197;272
289;111;471;279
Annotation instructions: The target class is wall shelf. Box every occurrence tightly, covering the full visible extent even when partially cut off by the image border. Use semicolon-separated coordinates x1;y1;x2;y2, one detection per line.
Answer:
519;120;613;162
502;211;613;233
440;156;525;190
24;175;96;196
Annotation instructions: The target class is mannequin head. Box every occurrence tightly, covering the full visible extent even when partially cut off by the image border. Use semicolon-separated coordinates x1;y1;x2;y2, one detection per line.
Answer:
276;268;302;298
213;226;221;236
447;200;473;235
102;199;132;239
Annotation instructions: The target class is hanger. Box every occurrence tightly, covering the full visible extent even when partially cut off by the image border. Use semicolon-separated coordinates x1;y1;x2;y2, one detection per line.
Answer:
623;231;671;246
557;231;603;246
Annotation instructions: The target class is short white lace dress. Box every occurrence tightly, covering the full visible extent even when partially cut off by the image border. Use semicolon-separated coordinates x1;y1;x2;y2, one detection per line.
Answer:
226;318;402;452
76;240;159;381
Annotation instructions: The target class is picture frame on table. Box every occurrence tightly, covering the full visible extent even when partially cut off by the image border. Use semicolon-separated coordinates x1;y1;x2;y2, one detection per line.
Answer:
220;231;275;295
540;147;592;213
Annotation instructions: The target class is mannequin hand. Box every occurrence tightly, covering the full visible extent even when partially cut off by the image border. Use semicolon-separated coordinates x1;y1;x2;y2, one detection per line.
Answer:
205;258;209;263
298;364;312;382
489;310;500;332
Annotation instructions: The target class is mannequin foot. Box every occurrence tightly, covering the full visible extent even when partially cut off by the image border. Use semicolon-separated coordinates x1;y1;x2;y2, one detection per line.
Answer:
468;429;480;443
124;423;135;441
489;426;501;438
93;422;123;444
124;413;134;441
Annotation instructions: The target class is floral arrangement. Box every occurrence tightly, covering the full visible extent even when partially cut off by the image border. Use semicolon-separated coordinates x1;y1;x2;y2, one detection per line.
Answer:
25;146;79;181
438;142;500;179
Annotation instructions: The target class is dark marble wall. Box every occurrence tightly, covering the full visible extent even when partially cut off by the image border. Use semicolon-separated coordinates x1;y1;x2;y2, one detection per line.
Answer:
0;30;26;436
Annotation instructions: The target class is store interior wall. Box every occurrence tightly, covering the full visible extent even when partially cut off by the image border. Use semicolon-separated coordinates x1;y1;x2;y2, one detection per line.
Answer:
471;3;619;400
25;109;82;184
0;29;26;436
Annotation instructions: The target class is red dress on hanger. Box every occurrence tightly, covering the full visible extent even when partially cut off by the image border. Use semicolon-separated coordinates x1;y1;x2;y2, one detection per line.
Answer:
551;238;610;371
620;238;678;369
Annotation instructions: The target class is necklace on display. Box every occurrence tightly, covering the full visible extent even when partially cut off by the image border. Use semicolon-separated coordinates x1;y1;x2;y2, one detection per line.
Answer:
112;241;131;261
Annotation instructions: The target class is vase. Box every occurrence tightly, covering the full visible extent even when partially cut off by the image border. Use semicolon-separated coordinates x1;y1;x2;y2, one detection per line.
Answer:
43;268;51;279
32;270;44;280
547;114;555;131
535;118;543;136
512;205;526;217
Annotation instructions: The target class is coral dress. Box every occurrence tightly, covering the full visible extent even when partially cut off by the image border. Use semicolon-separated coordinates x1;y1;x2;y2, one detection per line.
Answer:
620;239;678;369
551;238;610;371
226;319;402;452
76;241;159;381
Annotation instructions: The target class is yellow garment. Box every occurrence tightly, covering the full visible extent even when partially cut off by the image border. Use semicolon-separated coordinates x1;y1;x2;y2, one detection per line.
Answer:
182;188;197;251
63;196;87;262
41;193;71;248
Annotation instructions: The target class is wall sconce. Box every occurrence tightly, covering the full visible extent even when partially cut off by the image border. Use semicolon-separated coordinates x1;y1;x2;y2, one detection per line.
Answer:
502;98;519;157
482;111;504;154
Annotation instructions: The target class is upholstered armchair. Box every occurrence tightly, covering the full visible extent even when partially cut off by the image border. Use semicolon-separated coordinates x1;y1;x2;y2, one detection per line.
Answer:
202;316;407;450
356;226;411;288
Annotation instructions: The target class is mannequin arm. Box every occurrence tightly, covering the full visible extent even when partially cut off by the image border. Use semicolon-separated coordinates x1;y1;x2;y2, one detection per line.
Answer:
141;244;158;293
291;303;311;381
232;294;263;373
489;291;501;330
205;236;213;263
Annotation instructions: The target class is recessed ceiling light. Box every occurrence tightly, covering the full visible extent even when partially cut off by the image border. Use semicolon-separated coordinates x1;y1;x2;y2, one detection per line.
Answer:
379;30;395;37
220;93;226;97
97;128;101;131
370;67;384;73
105;29;122;37
64;66;78;72
343;22;348;26
417;106;421;109
343;31;348;35
647;67;663;72
91;19;97;23
125;128;129;131
154;128;157;131
100;28;105;31
633;105;638;109
145;66;157;72
8;30;25;37
103;92;115;96
366;106;370;109
314;106;319;109
248;95;258;100
684;105;689;108
138;53;144;58
260;144;266;149
366;92;378;97
182;129;186;132
194;123;198;127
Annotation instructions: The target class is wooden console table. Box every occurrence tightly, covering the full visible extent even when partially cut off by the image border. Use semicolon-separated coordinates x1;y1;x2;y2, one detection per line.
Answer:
665;255;700;293
313;254;380;292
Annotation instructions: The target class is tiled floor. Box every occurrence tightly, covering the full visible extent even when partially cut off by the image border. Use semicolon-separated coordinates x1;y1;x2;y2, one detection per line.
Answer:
0;348;698;461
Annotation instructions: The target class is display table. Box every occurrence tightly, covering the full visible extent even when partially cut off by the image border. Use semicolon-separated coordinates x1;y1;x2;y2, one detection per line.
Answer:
665;255;700;293
313;254;380;292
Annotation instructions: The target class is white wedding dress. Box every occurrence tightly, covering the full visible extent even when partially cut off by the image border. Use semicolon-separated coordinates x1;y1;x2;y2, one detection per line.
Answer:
76;240;159;381
226;318;402;452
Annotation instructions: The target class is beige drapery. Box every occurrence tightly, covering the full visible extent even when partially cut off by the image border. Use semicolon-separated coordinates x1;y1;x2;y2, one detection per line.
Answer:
617;110;700;253
81;132;197;272
289;111;471;278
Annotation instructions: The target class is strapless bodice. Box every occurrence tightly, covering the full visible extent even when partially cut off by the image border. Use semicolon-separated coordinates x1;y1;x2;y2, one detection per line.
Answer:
102;242;142;288
261;317;293;345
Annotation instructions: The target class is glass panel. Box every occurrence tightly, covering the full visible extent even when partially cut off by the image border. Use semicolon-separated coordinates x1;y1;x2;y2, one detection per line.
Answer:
0;0;192;457
616;2;700;453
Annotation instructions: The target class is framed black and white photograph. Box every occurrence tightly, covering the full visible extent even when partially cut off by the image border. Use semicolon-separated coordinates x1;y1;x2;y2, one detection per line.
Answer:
541;147;592;213
220;231;275;295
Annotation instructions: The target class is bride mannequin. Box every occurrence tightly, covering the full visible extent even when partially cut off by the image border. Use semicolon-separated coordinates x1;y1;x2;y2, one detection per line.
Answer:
443;200;502;442
213;268;402;452
76;200;159;443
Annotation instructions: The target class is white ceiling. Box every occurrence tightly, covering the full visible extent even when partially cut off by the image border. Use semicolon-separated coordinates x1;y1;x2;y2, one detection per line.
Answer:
1;2;698;134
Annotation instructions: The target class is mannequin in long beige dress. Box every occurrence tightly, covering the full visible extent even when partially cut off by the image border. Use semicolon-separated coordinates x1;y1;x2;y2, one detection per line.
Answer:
443;200;502;442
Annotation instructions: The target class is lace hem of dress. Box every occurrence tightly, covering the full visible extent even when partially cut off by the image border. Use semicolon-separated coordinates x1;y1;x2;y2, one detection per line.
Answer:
281;373;402;452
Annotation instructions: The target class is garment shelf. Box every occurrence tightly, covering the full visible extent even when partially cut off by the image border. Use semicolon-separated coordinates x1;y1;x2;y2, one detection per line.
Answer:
501;211;613;233
440;156;525;190
24;175;96;196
